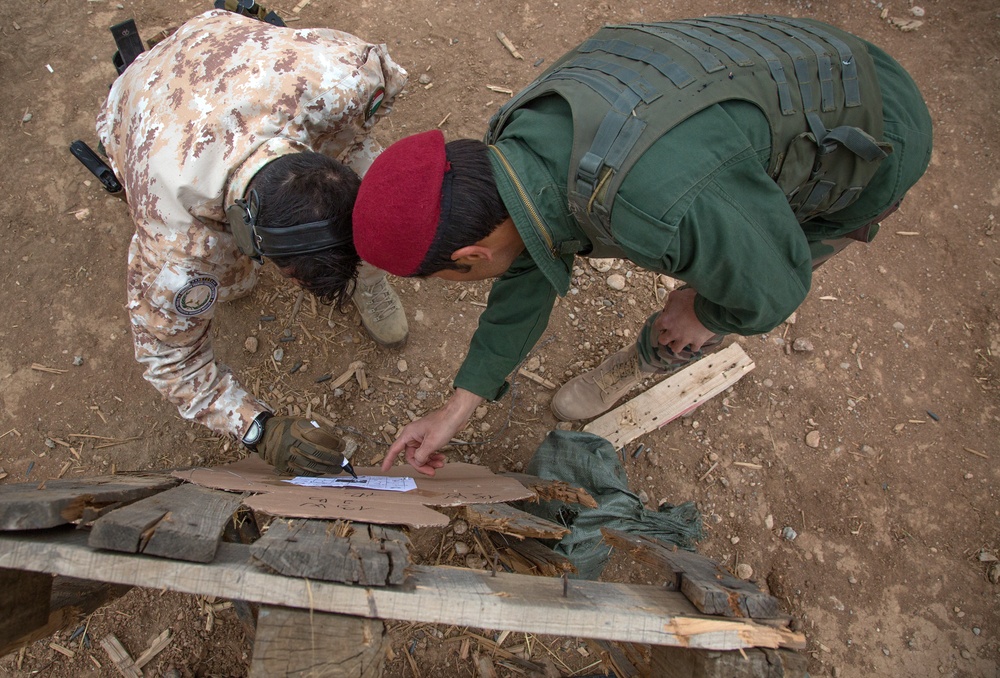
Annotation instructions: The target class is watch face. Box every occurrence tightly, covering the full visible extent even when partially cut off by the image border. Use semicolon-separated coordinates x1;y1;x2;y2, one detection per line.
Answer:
243;419;263;445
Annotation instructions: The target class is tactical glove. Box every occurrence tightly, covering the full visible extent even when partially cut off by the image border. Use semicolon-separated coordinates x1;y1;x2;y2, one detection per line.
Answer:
256;416;358;476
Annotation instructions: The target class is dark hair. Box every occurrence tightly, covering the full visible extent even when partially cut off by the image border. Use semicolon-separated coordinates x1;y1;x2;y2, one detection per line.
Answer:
413;139;509;276
250;152;361;309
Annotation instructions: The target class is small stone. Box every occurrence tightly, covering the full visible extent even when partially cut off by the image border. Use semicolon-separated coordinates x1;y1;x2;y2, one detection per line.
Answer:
973;627;981;636
792;338;815;352
555;421;574;431
910;6;925;17
893;321;905;332
414;310;424;322
272;348;283;362
736;563;754;580
452;519;468;535
397;359;408;373
977;550;998;562
590;258;614;273
72;355;84;366
848;575;858;584
988;562;1000;584
453;542;470;556
465;554;486;569
418;73;432;85
784;312;797;325
805;430;821;448
474;406;488;420
708;452;719;462
44;438;56;449
730;536;740;545
606;274;626;291
22;112;32;123
479;422;490;433
244;336;259;353
764;514;774;530
763;378;774;388
960;649;971;660
882;648;890;657
782;526;798;541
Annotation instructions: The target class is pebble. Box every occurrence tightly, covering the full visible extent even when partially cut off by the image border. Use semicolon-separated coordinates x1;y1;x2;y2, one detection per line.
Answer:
244;336;259;353
465;554;486;569
973;627;981;636
453;542;470;556
792;338;815;352
607;274;626;291
784;311;797;325
961;649;971;660
910;5;925;16
452;519;468;535
414;310;424;322
805;430;821;448
782;526;798;541
474;406;488;420
990;562;1000;584
638;490;649;504
882;648;890;657
730;536;740;545
418;73;432;85
272;348;283;362
72;355;84;366
22;112;32;123
848;575;858;584
764;514;774;530
736;563;753;580
397;359;408;373
893;321;905;332
44;438;56;449
590;258;614;272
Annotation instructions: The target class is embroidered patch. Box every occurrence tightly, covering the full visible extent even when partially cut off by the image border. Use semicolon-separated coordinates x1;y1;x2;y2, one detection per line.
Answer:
365;86;386;121
173;275;219;317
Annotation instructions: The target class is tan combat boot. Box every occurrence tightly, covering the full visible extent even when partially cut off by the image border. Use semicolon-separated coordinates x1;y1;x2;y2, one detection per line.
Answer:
352;274;408;348
551;344;655;421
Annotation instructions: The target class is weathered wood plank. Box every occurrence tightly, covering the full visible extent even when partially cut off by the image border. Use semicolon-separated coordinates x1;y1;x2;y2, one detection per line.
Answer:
500;472;599;508
0;576;132;656
250;606;386;678
650;646;809;678
89;484;244;563
251;520;410;585
0;529;804;650
488;533;575;577
603;529;781;619
465;503;569;540
585;343;754;449
0;475;180;530
0;567;52;656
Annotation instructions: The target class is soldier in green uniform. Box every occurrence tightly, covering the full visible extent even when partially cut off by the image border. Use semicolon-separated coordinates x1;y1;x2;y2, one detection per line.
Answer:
351;15;933;475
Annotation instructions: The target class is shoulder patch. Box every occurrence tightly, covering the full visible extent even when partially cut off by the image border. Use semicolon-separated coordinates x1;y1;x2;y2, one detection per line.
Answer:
173;275;219;316
365;86;386;121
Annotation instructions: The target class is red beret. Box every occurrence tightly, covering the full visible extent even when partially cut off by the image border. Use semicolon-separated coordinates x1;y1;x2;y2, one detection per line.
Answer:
353;130;447;276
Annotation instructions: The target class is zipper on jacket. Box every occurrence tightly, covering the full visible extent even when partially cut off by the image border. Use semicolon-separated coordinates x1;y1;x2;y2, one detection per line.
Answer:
489;145;556;256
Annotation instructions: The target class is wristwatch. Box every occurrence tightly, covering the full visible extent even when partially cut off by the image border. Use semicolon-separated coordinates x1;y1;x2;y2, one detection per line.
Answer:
242;411;273;450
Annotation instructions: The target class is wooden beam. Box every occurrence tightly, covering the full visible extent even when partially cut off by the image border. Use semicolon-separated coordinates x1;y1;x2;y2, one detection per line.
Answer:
465;503;569;540
500;472;598;508
602;529;781;619
88;484;244;563
0;529;804;650
250;606;386;677
0;567;52;656
584;343;754;449
0;475;180;530
251;519;409;585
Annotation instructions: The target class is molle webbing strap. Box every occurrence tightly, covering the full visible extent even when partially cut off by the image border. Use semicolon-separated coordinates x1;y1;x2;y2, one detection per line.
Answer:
578;39;696;89
612;26;727;73
679;19;796;115
641;23;754;67
764;16;861;106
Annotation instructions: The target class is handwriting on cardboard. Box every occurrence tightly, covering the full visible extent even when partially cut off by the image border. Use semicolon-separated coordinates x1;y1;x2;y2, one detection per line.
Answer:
283;475;417;492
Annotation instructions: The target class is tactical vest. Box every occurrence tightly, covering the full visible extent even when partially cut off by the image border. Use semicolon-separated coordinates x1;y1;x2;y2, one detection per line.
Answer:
486;15;893;258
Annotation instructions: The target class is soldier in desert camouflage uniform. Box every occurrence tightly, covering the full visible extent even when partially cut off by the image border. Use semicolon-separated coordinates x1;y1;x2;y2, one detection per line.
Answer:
97;9;409;474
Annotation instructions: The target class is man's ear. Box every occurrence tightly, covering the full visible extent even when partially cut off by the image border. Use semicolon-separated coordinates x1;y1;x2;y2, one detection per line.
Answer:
450;245;494;264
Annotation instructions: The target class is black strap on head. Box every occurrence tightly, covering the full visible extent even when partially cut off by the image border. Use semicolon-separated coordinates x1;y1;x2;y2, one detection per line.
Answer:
227;189;352;262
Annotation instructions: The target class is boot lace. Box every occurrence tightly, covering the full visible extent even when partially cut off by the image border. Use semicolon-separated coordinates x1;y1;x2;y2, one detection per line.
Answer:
358;277;399;322
594;350;639;394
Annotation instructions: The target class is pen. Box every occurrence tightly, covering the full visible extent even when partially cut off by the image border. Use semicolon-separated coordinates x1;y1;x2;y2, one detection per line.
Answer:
341;456;358;480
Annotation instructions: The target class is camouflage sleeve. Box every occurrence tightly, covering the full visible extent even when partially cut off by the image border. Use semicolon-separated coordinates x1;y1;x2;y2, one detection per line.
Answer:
126;233;264;439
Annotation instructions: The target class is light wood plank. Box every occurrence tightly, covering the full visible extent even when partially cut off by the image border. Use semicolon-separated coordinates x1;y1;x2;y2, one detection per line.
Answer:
584;343;755;449
465;503;569;540
250;606;385;678
0;529;804;650
499;472;599;508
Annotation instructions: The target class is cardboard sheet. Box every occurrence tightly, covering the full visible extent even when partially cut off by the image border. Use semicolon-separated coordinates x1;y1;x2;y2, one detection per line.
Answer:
172;457;533;527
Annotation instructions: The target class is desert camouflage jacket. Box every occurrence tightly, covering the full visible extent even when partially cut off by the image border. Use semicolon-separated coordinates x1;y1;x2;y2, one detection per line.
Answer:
96;9;406;438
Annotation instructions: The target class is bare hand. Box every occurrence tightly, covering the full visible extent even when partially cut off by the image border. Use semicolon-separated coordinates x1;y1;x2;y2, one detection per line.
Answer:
382;389;483;476
652;288;717;353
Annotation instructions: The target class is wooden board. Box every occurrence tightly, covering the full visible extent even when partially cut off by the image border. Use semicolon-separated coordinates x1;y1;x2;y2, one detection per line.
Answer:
250;606;386;678
603;529;781;619
650;646;809;677
489;533;575;576
251;519;409;585
88;484;244;563
0;475;180;530
465;503;569;540
0;529;804;650
584;343;755;449
499;472;598;508
0;567;52;656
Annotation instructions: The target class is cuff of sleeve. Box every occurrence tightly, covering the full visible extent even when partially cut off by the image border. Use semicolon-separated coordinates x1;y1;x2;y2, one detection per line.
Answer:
453;377;510;402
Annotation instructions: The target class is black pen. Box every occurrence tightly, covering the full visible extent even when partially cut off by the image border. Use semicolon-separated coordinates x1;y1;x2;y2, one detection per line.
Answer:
341;456;359;480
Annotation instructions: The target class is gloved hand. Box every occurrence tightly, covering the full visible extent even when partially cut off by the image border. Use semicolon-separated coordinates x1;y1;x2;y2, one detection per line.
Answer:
257;416;358;476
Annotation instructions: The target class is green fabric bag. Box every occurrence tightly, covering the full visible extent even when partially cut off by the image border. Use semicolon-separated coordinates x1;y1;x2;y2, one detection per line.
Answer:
520;430;703;580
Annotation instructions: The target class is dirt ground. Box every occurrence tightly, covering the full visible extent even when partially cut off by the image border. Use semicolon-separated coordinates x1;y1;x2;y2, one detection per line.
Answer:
1;0;998;676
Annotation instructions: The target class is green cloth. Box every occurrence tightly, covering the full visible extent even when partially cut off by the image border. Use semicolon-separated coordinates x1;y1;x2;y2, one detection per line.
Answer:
519;430;703;580
454;40;931;402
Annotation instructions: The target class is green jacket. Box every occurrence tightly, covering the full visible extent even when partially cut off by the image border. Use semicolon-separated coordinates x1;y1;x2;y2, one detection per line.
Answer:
455;41;931;401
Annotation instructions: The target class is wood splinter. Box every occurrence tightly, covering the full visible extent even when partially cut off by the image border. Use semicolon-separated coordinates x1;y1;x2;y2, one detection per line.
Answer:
495;30;524;60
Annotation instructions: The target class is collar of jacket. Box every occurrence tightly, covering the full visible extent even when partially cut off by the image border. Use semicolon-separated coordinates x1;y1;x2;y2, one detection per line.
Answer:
224;136;312;210
487;139;585;296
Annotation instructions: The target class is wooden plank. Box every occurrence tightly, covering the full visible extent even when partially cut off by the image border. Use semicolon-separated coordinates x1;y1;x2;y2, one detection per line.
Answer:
465;503;569;540
500;472;598;508
0;529;805;650
0;575;131;656
584;343;754;449
0;475;180;530
585;639;641;678
89;484;244;563
488;533;576;576
250;606;385;677
251;520;410;585
602;529;781;619
0;567;52;655
650;646;809;677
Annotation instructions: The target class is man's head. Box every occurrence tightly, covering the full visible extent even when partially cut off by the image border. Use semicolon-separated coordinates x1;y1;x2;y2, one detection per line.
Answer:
352;130;517;280
244;152;361;308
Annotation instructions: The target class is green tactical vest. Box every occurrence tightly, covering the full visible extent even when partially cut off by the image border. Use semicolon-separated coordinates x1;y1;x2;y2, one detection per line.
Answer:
485;15;893;258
